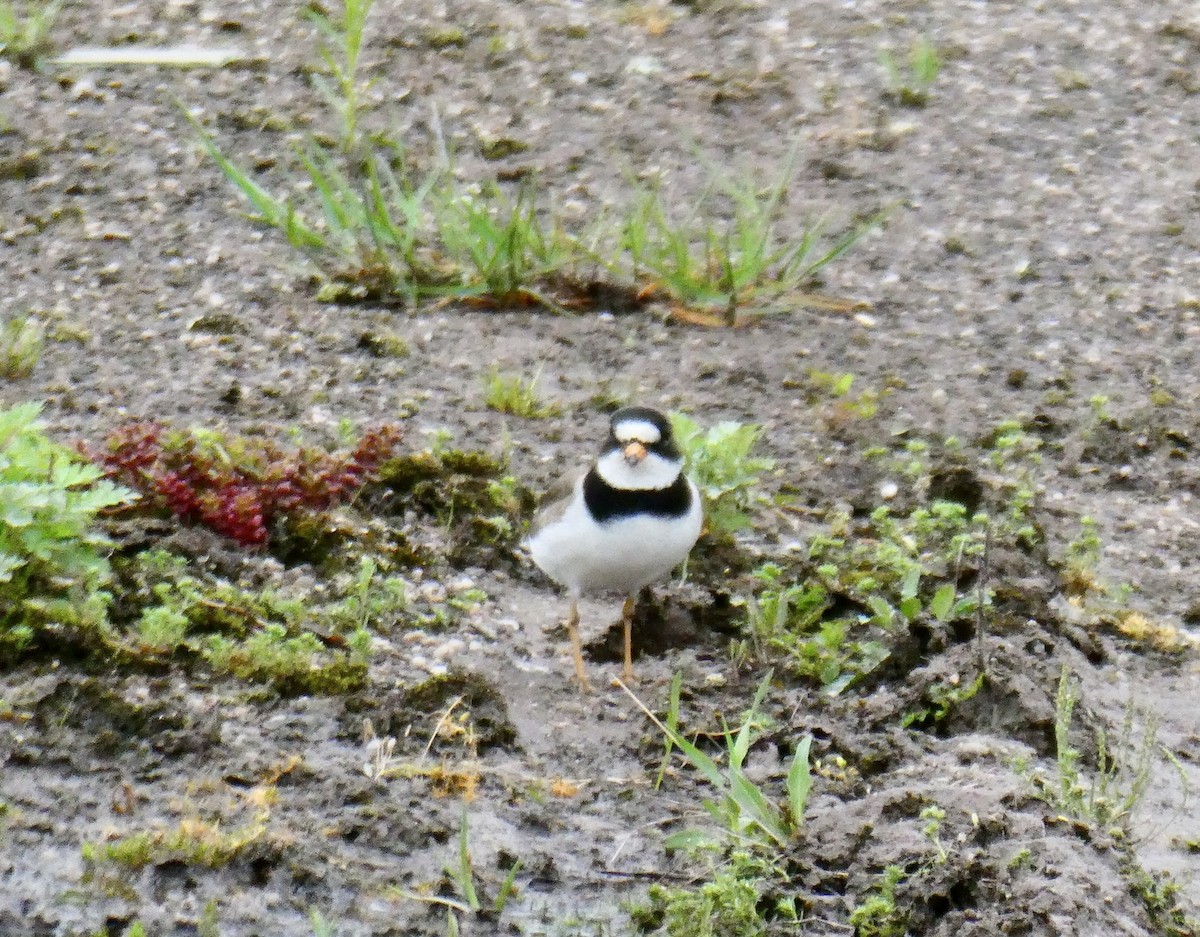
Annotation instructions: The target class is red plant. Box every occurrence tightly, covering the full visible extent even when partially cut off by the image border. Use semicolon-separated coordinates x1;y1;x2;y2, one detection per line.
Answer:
86;422;403;546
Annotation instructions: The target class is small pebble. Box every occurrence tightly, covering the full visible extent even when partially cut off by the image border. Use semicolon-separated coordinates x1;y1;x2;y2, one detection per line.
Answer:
420;582;448;603
879;481;899;500
433;638;466;661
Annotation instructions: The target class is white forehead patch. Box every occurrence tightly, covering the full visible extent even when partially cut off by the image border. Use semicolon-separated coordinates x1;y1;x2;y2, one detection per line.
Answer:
613;418;662;445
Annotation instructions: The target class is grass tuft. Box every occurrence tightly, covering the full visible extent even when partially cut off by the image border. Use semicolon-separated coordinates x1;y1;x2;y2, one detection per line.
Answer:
0;0;60;68
622;673;812;851
881;36;943;107
0;314;44;379
482;368;558;418
618;147;882;323
190;0;876;321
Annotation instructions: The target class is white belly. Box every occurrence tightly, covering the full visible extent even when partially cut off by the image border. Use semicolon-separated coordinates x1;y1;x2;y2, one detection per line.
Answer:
526;480;703;597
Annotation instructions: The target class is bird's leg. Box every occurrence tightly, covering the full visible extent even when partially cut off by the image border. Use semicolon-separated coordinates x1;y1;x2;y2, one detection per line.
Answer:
566;598;592;692
622;594;636;683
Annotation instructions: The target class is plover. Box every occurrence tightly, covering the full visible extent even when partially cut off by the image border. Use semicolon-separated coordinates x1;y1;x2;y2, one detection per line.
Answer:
526;406;703;689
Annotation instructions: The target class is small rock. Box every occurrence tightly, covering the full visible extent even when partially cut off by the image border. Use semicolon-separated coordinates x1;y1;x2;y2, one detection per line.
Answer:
433;638;466;661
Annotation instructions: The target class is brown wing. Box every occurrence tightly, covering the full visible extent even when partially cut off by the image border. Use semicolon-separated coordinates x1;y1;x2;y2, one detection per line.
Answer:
527;467;586;538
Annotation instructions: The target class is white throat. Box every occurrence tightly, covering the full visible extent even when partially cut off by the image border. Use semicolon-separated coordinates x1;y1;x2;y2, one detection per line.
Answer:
594;449;682;491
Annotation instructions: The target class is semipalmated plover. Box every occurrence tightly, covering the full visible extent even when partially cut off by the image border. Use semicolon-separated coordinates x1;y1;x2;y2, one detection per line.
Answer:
526;406;703;690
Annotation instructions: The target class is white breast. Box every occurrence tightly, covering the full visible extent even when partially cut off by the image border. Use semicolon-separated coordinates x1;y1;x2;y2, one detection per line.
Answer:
526;476;703;598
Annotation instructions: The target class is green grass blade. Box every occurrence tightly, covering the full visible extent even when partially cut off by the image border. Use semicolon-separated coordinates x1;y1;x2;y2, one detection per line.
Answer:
787;735;813;829
794;209;888;279
655;672;683;789
619;680;724;789
184;112;326;249
455;811;480;912
728;770;787;845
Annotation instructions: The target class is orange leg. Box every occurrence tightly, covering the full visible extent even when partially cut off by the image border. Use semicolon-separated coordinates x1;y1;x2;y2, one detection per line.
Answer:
565;599;592;692
622;594;636;683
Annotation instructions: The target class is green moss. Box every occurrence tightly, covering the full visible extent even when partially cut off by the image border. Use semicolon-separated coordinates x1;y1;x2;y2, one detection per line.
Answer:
479;137;529;161
357;330;410;358
85;818;267;871
1120;855;1200;937
848;865;908;937
114;550;373;695
630;853;796;937
377;448;533;559
426;26;466;48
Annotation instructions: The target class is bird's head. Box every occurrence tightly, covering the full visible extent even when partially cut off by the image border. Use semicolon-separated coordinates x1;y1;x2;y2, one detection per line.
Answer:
595;406;684;490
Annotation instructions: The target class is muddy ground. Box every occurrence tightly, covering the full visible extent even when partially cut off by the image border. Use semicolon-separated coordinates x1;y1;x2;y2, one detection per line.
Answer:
2;0;1200;934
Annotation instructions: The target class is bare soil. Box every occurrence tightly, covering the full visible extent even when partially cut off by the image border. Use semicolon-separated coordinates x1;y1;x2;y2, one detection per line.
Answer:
2;0;1200;934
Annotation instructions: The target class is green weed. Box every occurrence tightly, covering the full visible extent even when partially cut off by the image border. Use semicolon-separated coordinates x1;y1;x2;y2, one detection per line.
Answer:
306;0;372;150
310;909;337;937
1120;857;1200;937
396;809;523;928
436;181;579;312
983;420;1042;545
881;36;942;107
623;673;812;850
920;804;949;864
631;851;793;937
192;0;874;319
848;864;907;937
1030;667;1179;833
739;488;989;693
448;810;481;913
807;369;884;422
902;671;985;729
670;414;773;537
1063;515;1102;588
736;563;889;694
618;148;880;322
0;402;136;659
482;368;557;418
190;0;580;312
809;501;986;628
655;671;683;789
0;314;44;379
0;0;60;68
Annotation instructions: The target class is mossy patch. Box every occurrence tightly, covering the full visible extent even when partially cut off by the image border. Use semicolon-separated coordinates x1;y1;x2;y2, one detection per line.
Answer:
83;818;278;872
31;677;215;758
107;550;374;696
375;448;534;566
359;671;519;754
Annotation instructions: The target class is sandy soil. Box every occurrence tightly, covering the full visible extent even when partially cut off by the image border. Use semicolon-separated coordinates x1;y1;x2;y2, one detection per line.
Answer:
2;0;1200;934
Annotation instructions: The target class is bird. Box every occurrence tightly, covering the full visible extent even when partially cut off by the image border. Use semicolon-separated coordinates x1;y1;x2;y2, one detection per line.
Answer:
525;406;703;690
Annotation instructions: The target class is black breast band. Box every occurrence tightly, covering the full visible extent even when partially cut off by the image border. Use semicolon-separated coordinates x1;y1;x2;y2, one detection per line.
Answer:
582;469;693;523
